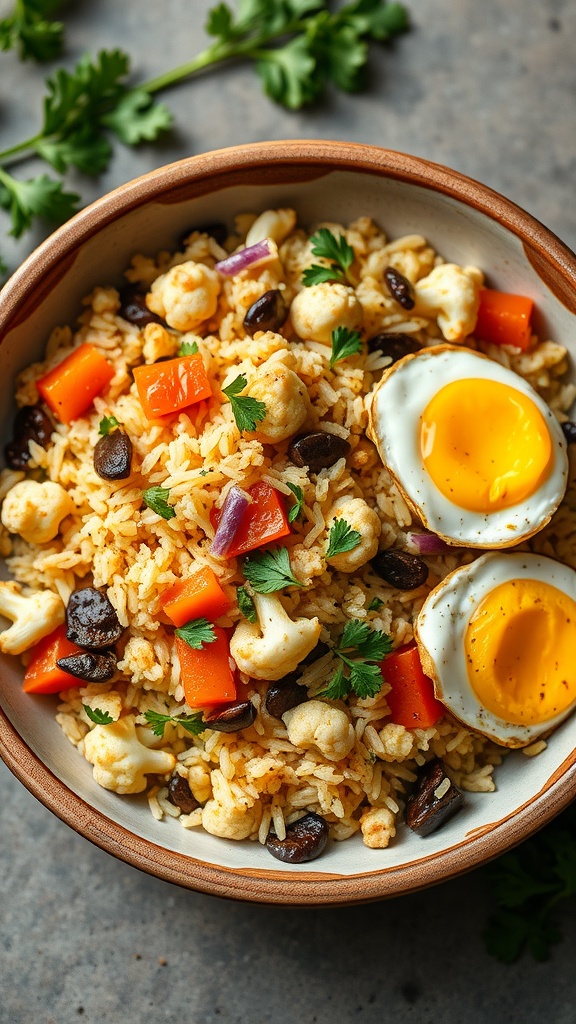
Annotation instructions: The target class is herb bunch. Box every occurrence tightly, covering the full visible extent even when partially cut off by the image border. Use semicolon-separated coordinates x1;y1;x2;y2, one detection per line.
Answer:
318;618;392;699
0;0;65;62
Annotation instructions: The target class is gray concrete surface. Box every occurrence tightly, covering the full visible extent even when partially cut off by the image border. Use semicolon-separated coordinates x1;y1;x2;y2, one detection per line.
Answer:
1;1;576;1021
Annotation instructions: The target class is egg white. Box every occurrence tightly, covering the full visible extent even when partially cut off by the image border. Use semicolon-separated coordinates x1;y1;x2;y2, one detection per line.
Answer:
367;345;568;548
415;552;576;747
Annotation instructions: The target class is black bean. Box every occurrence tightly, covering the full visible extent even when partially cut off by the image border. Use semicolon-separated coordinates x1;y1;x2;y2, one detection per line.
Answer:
167;774;199;814
266;811;329;863
5;404;53;470
181;222;228;247
118;286;164;327
93;431;133;481
243;290;288;337
561;421;576;445
203;701;256;733
56;649;117;683
406;759;464;837
384;266;416;310
288;431;351;474
66;587;125;649
371;550;429;590
265;677;307;719
367;332;422;363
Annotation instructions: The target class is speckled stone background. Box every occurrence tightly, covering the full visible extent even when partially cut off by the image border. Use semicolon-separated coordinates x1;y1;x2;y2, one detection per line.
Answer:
1;1;576;1021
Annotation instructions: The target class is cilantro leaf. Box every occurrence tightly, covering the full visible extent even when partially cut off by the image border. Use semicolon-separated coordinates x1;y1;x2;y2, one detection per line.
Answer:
368;597;384;611
317;618;389;701
222;374;266;433
347;659;383;698
326;518;361;559
143;709;206;738
237;585;258;623
174;617;217;649
301;264;344;287
242;546;303;593
319;663;351;701
302;227;355;286
83;705;114;725
339;618;372;651
0;169;79;238
142;486;176;520
330;326;363;367
256;35;319;111
102;88;173;146
35;127;113;176
98;415;120;436
0;0;65;62
178;340;199;356
287;482;304;523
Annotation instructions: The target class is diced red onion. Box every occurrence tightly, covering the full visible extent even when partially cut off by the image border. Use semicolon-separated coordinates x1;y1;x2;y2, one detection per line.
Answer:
405;531;451;555
215;239;276;277
210;485;252;557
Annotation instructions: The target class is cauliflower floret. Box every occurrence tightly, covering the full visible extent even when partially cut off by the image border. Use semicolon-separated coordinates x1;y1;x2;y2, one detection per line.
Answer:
325;496;381;572
141;322;178;363
246;208;297;247
247;364;311;444
83;715;176;795
414;263;484;342
201;799;257;840
290;282;363;345
359;806;397;849
1;479;74;544
230;592;321;681
283;700;355;762
147;260;221;332
0;580;64;655
376;722;416;762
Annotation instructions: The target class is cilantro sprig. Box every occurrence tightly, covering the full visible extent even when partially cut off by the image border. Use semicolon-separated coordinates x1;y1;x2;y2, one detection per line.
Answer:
286;482;305;523
317;619;392;700
0;0;65;63
237;585;258;623
98;415;120;436
242;546;303;593
174;618;217;649
83;705;114;725
222;374;266;433
302;228;356;286
142;486;176;521
143;709;206;738
178;340;199;356
326;518;361;558
329;326;363;367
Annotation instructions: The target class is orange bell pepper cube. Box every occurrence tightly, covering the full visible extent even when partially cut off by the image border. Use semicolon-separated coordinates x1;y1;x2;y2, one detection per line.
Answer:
22;624;84;695
176;626;236;708
382;642;444;729
133;354;212;420
36;343;115;424
160;566;232;627
211;480;290;558
475;288;534;351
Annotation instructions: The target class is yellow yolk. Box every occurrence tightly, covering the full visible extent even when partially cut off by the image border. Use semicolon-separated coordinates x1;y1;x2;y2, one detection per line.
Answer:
420;378;553;513
464;578;576;725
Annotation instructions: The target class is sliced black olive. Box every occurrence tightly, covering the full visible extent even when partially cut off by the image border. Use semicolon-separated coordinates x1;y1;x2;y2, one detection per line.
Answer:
383;266;416;310
561;421;576;445
118;286;164;327
288;431;351;474
243;290;288;337
167;773;199;814
203;701;256;733
66;587;125;649
371;550;428;590
93;431;133;481
367;332;422;363
181;222;228;247
56;649;117;683
5;404;53;470
406;758;464;837
265;677;307;719
266;811;329;863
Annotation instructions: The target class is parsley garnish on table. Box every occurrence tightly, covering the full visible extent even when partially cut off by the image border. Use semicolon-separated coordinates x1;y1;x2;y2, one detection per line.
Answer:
0;0;65;62
222;374;267;433
326;517;361;558
302;227;356;286
318;619;392;700
242;546;303;593
143;709;206;738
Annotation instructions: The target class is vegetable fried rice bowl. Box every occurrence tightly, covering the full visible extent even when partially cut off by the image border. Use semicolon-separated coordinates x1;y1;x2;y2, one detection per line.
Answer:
2;185;576;869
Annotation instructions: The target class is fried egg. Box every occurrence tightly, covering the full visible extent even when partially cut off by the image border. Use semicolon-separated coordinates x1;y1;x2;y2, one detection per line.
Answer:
415;552;576;747
367;345;568;547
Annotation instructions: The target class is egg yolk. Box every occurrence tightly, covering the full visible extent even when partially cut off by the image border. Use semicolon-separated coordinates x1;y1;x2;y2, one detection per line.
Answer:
420;378;553;513
464;578;576;725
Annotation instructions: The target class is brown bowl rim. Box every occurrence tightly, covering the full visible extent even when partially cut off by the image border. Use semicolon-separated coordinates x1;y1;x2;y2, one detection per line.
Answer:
1;140;576;904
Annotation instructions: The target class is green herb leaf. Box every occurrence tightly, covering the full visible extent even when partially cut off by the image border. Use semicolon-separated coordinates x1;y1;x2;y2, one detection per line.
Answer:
301;263;344;287
178;340;199;356
98;415;120;436
0;170;79;238
83;705;114;725
329;325;363;367
143;709;206;738
0;0;65;62
302;227;355;287
256;35;319;110
326;518;361;559
237;585;258;623
347;659;383;698
242;546;303;594
286;482;304;523
142;486;176;520
102;88;173;145
317;618;389;701
368;597;384;611
318;663;351;701
222;374;266;433
174;617;217;650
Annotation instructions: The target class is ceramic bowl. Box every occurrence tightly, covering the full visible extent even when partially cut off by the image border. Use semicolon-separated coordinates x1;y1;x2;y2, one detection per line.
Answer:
1;141;575;904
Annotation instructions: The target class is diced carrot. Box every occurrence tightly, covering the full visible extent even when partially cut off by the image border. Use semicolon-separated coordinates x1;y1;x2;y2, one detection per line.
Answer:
160;566;232;627
133;354;212;420
475;288;534;351
176;626;236;708
36;343;115;423
22;624;84;695
382;642;444;729
211;480;290;557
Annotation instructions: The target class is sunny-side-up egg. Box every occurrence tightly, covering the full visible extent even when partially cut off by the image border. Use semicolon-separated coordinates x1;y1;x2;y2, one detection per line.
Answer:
415;552;576;747
367;345;568;547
